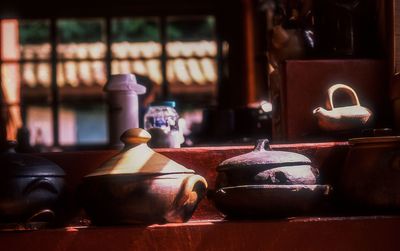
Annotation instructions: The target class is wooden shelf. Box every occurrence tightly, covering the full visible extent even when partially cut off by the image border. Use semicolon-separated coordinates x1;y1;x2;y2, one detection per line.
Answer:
1;216;400;251
2;142;399;250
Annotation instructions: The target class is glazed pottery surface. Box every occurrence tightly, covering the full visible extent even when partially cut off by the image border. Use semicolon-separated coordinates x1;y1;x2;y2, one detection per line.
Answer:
0;177;65;224
216;165;317;189
0;141;65;226
213;139;329;217
80;128;207;224
313;84;372;131
214;185;330;217
80;173;206;224
216;139;317;189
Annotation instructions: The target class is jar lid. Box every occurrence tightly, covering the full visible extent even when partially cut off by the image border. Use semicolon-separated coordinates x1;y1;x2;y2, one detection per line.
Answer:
150;101;176;108
85;128;194;177
103;74;146;94
217;139;311;172
0;141;65;177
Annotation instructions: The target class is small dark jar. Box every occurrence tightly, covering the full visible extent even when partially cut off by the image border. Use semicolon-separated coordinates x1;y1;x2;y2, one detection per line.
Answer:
0;141;65;228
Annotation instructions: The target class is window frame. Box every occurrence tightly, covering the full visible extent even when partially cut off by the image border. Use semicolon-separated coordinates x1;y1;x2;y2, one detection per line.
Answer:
0;15;220;149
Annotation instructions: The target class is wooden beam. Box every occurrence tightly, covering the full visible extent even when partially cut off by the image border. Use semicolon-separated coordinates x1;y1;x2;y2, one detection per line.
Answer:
242;0;256;104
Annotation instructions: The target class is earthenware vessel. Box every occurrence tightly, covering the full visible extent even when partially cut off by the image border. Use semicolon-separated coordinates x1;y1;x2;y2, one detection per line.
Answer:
214;139;330;217
313;84;372;131
0;141;65;228
79;128;207;225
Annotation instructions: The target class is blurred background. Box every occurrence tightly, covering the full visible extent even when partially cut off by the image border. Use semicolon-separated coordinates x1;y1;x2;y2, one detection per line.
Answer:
1;16;219;148
0;0;396;151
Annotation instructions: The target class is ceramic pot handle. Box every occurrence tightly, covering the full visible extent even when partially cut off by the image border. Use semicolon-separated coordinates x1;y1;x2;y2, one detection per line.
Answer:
326;84;360;110
179;174;208;206
165;174;207;222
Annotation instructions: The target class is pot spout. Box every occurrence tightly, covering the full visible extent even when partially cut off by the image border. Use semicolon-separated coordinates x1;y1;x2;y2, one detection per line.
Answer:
313;107;329;118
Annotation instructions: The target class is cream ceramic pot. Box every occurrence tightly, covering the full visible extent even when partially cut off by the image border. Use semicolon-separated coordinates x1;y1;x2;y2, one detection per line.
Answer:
313;84;372;131
79;128;207;225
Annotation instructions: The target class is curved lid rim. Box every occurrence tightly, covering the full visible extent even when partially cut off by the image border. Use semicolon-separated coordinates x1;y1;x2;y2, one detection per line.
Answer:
217;162;312;172
0;152;65;176
84;171;195;178
217;150;312;171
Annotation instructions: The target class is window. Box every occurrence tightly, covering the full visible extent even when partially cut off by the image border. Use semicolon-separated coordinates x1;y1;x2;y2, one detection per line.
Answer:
1;20;53;145
166;16;217;104
57;19;108;145
111;17;162;97
0;16;218;149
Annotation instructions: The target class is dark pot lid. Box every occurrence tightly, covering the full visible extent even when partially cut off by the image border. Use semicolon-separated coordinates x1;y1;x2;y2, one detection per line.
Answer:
217;139;311;172
0;141;65;177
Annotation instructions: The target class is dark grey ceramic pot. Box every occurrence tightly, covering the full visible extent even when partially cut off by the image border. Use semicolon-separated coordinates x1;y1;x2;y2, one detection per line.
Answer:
0;141;65;226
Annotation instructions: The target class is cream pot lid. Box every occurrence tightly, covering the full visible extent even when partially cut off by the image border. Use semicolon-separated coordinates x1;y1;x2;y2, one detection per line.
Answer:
86;128;194;177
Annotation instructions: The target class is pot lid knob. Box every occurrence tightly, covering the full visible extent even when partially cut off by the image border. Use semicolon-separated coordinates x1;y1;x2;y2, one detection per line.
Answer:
254;139;271;152
120;128;151;146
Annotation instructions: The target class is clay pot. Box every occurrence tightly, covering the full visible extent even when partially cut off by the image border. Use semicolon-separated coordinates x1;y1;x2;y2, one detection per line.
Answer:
313;84;372;131
213;139;330;217
79;128;207;225
340;136;400;210
0;141;65;228
216;139;317;188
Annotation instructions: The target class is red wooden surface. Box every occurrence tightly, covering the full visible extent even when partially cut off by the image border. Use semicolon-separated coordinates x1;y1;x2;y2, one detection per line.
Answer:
2;143;400;250
1;217;400;251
